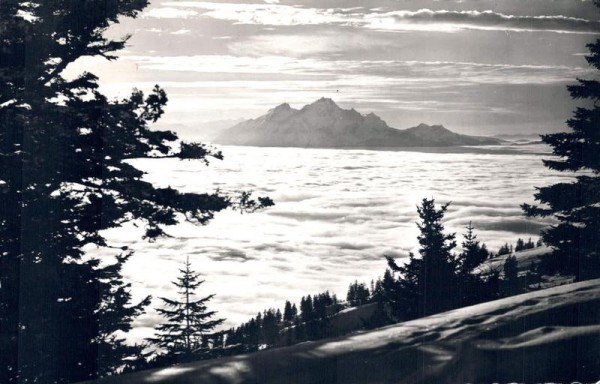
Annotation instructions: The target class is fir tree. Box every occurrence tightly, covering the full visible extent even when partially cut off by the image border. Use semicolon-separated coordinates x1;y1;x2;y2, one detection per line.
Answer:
387;198;459;318
457;222;491;306
283;300;294;325
498;243;512;256
300;295;314;322
261;310;280;347
515;238;526;252
458;221;489;274
346;280;370;306
522;4;600;280
365;277;393;329
0;2;271;382
525;238;536;250
501;255;520;297
150;258;224;362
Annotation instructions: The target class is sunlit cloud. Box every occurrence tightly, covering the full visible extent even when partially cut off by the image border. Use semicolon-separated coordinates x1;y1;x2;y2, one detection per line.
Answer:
157;2;600;34
144;7;199;19
88;146;564;343
362;9;600;34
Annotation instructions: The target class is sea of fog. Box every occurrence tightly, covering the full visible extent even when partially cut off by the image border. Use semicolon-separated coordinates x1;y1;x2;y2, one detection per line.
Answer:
90;143;567;342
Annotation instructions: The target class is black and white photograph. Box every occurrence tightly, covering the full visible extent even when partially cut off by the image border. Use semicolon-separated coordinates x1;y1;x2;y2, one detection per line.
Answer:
1;0;600;383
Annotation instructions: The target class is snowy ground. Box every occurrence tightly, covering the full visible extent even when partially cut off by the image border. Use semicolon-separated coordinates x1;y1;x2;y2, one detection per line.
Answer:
89;279;600;384
478;245;552;275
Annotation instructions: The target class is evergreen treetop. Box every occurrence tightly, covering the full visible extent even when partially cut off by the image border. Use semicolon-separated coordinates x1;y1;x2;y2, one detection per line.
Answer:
149;257;224;359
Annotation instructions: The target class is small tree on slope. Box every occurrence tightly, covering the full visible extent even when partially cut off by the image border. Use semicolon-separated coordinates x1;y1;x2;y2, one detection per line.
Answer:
149;257;224;362
522;3;600;281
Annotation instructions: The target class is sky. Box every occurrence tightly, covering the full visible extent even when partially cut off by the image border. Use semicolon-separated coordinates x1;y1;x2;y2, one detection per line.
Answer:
69;0;600;135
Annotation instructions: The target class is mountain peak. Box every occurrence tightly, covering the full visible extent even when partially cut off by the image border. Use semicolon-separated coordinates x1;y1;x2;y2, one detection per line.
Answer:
315;97;337;104
308;97;340;109
265;102;296;121
275;102;291;110
214;100;502;148
413;123;450;132
268;102;293;113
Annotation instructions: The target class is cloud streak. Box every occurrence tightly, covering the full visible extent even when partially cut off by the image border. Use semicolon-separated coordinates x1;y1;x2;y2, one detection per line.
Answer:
363;9;600;34
157;2;600;34
121;55;592;85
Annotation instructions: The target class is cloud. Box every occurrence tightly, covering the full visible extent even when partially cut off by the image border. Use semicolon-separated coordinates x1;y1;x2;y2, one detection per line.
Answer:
171;29;192;35
227;32;391;57
92;145;568;345
363;9;600;34
459;218;549;235
122;54;591;87
161;2;353;26
144;7;199;19
159;2;600;34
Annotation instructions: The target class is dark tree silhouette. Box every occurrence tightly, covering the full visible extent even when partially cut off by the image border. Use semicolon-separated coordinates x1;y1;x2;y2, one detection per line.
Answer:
457;222;493;306
300;295;314;322
149;258;224;362
0;2;272;382
497;243;512;256
502;255;520;296
458;221;489;275
522;6;600;281
515;238;526;252
260;309;280;347
346;280;370;306
525;238;535;250
283;300;295;325
387;198;459;318
365;276;394;329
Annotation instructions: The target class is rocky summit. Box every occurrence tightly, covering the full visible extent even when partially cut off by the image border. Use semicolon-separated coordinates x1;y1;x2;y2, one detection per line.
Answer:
214;98;501;148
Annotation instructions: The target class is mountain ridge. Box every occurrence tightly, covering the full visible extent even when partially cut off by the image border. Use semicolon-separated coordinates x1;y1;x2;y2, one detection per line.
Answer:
214;98;502;148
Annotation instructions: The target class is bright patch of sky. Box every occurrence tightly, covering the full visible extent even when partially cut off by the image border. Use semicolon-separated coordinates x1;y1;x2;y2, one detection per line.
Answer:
66;0;600;134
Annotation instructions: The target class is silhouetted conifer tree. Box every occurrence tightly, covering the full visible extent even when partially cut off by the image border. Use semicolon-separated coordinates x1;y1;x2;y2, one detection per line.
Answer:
346;280;370;306
0;2;272;382
261;310;280;347
283;301;294;324
525;238;535;249
457;222;491;306
498;243;512;256
522;9;600;280
501;255;520;297
515;238;526;252
149;258;224;362
459;222;489;274
300;296;314;322
365;277;393;329
387;198;459;318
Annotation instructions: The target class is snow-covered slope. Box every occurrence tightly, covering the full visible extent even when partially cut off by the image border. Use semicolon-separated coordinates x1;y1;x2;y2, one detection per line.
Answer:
90;279;600;384
214;98;501;148
477;245;552;276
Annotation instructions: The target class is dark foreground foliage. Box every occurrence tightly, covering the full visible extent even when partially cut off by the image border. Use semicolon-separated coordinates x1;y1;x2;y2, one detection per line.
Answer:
0;2;271;382
522;1;600;281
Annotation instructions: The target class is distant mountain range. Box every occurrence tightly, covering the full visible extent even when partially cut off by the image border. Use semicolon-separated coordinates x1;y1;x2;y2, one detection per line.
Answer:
213;98;502;148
